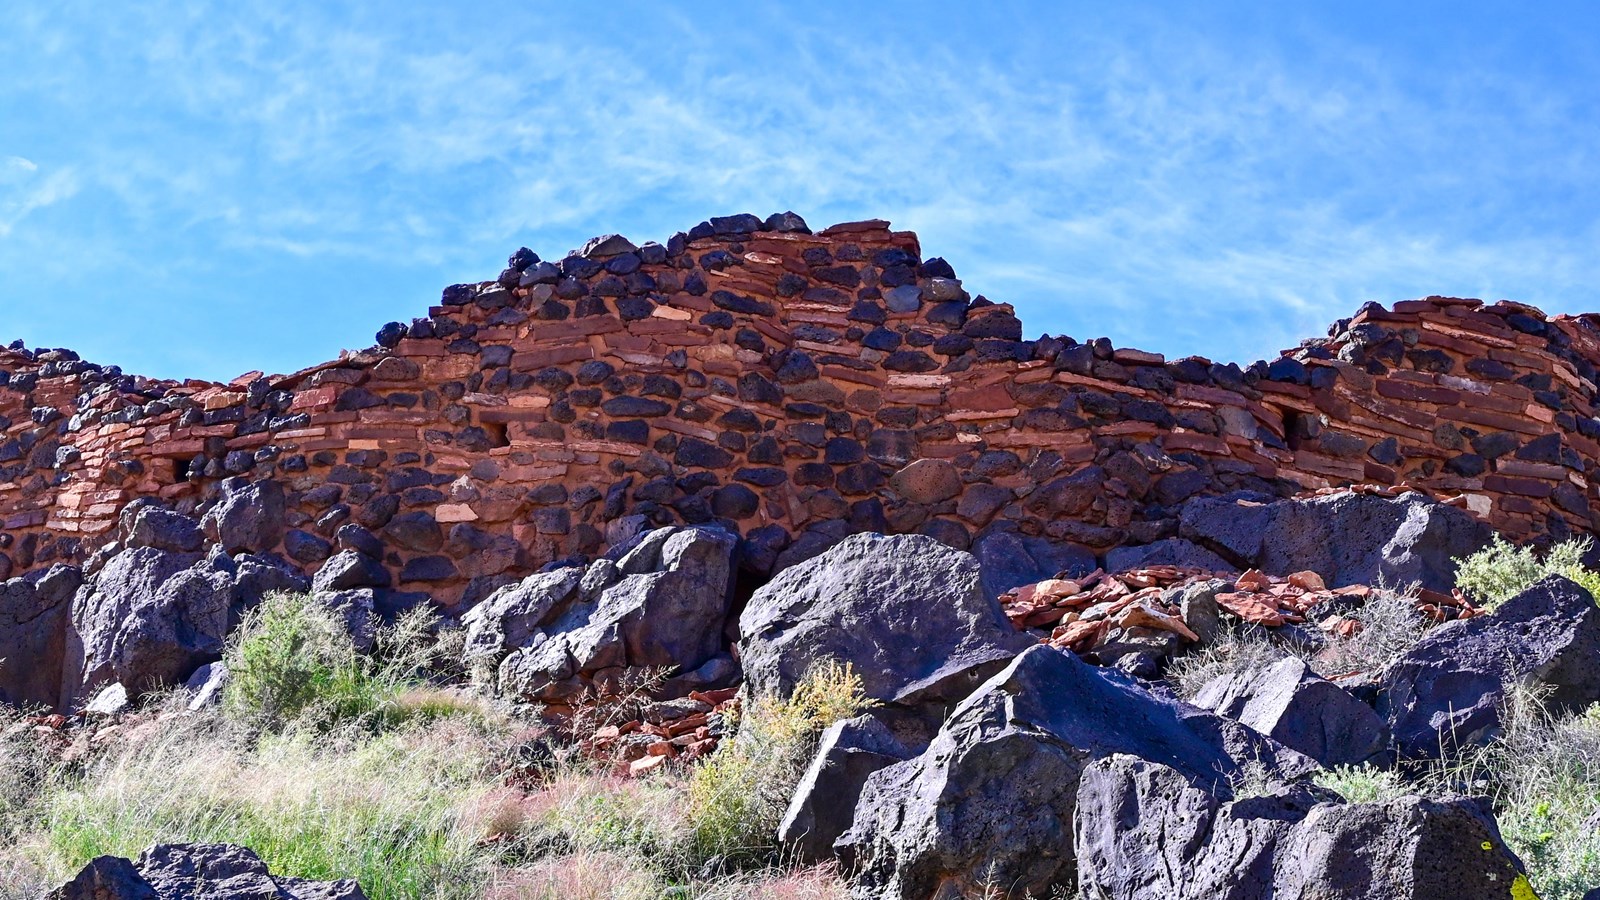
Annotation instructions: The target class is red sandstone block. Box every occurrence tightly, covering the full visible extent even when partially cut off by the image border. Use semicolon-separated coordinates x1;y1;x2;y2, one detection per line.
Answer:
1164;432;1231;455
1174;383;1249;407
1484;474;1555;498
513;346;594;370
290;386;338;410
1437;405;1546;436
1376;380;1460;405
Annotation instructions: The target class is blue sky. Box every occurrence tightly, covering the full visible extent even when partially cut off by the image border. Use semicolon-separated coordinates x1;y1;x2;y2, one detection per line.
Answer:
3;2;1599;383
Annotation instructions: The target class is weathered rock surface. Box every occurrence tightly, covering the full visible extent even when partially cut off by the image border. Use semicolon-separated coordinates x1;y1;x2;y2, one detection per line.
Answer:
0;563;81;709
778;713;912;865
839;645;1315;899
1074;754;1333;900
48;842;367;900
1074;754;1534;900
971;529;1097;602
201;477;287;555
466;526;737;702
1105;537;1235;574
1381;574;1600;759
63;542;307;706
1195;656;1389;767
739;533;1033;710
1180;490;1492;592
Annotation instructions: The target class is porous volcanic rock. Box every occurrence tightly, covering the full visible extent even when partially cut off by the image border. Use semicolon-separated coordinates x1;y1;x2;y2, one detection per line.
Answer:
1195;656;1389;768
467;526;738;702
63;539;306;705
839;645;1315;899
0;563;81;709
778;713;913;865
1074;754;1534;900
48;842;367;900
1380;574;1600;759
1179;489;1492;592
739;533;1033;711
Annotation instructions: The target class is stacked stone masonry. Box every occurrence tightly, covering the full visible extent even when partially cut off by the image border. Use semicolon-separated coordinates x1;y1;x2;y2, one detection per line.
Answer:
2;211;1598;607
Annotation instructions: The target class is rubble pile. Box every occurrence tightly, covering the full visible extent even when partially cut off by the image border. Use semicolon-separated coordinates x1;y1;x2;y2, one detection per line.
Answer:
1002;563;1479;664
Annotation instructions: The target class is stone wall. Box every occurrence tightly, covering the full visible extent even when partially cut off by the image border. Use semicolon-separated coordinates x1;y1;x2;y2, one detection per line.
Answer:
2;211;1597;608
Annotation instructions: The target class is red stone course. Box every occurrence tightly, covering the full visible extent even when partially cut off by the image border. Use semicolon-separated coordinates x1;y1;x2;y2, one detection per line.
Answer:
1;213;1597;607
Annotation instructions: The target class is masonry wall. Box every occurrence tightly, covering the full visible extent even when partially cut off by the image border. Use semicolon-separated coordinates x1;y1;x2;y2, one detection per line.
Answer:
1;212;1597;608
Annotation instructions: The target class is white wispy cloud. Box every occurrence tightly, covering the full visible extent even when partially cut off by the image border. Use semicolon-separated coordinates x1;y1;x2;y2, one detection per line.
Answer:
1;2;1598;381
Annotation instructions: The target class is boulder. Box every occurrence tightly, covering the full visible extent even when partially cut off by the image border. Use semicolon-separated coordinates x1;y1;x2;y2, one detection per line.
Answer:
1195;656;1389;767
1272;794;1534;899
312;551;391;593
1179;489;1491;592
184;662;229;711
971;529;1097;601
313;589;378;652
460;566;584;664
46;856;157;900
0;564;81;709
778;714;912;865
739;533;1033;712
85;682;130;717
48;842;367;900
1074;754;1333;900
63;546;307;706
123;504;204;553
1381;574;1600;759
839;645;1315;899
1074;754;1534;900
485;526;737;702
201;477;287;555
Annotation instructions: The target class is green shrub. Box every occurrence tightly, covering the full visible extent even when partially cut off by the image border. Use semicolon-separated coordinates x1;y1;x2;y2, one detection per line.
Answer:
223;592;452;732
1314;764;1410;804
1454;536;1600;610
684;660;875;870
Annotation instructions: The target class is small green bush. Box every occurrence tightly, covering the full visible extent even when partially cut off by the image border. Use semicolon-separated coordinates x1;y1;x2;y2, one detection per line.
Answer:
684;660;875;870
1454;536;1600;610
223;592;451;732
1314;764;1410;804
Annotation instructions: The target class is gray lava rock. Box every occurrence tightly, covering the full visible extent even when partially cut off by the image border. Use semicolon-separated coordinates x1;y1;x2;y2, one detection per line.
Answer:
201;477;287;555
1179;489;1491;592
1105;537;1235;575
839;645;1315;899
46;855;158;900
1272;794;1532;899
1195;656;1389;767
972;529;1097;601
47;842;368;900
124;505;204;553
740;533;1034;711
1381;574;1600;759
487;526;737;702
1074;754;1532;900
461;566;584;664
313;589;378;652
64;546;234;703
1074;754;1333;900
778;714;912;865
312;551;391;593
63;545;304;706
184;662;229;711
0;564;81;709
